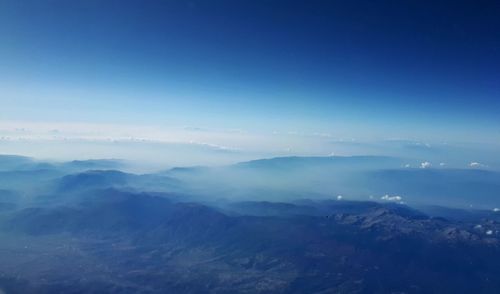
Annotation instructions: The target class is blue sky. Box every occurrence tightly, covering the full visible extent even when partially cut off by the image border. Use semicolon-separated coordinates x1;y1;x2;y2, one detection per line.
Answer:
1;0;499;166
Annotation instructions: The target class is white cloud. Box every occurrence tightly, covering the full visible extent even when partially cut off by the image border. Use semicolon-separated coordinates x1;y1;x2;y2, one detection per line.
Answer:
189;141;239;152
337;195;343;200
183;126;211;132
404;163;411;168
469;162;486;168
420;161;431;169
381;195;402;202
312;132;332;138
486;230;493;235
493;208;500;212
439;162;446;167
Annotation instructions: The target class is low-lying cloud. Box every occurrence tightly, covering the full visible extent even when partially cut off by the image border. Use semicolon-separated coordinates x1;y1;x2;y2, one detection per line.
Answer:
420;162;432;169
381;195;403;202
470;162;487;168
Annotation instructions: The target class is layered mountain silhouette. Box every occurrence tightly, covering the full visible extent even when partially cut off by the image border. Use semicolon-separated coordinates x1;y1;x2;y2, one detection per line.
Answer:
1;155;500;293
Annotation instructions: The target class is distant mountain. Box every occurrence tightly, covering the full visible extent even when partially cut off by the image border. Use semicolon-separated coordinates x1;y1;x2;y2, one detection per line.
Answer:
56;169;180;192
164;166;212;175
0;169;63;191
234;155;401;171
161;156;407;202
163;156;402;181
160;157;500;207
0;154;124;173
56;170;131;192
60;159;124;172
0;156;128;196
0;155;36;171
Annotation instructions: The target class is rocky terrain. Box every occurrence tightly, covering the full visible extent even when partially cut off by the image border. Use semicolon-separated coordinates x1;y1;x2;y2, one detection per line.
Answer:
1;188;500;293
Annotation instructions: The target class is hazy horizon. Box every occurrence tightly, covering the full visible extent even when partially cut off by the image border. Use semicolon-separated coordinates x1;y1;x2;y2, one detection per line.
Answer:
1;0;499;167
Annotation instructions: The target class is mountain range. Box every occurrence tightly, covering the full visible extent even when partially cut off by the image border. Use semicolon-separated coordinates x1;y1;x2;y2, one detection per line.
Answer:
0;154;500;293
